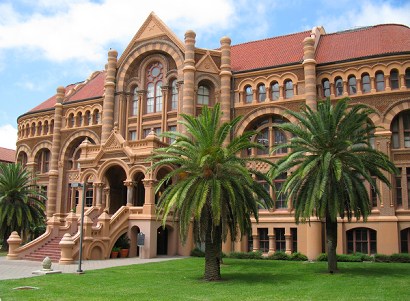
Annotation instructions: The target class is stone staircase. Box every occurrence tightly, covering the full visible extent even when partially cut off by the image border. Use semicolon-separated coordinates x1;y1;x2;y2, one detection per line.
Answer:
24;236;63;262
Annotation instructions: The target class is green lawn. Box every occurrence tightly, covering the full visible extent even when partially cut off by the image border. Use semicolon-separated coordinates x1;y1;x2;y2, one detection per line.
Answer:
0;258;409;300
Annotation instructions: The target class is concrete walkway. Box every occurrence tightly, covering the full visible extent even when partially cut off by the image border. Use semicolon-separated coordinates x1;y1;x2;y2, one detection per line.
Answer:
0;256;184;280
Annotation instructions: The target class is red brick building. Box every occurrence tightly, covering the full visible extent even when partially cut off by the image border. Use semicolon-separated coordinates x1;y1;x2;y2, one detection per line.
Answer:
9;13;410;262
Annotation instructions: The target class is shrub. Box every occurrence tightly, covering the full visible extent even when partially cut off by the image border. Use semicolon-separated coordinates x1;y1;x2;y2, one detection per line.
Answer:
374;254;390;263
190;248;205;257
336;254;362;262
228;251;263;260
355;252;374;262
316;253;327;261
290;252;308;261
268;251;290;261
389;253;410;263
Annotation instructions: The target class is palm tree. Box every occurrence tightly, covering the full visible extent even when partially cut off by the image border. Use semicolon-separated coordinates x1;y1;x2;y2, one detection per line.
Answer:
0;163;46;251
271;98;397;273
149;103;273;281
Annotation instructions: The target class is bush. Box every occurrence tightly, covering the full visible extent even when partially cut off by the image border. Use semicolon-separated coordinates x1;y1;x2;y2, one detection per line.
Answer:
228;251;263;260
355;252;374;262
389;253;410;263
316;253;327;261
336;254;362;262
190;248;205;257
290;252;308;261
268;251;290;261
374;254;390;263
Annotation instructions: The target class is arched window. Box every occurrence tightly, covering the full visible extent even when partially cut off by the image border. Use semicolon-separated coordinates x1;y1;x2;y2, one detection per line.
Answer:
391;111;410;149
335;77;343;96
68;114;74;128
406;68;410;88
37;122;42;136
390;69;399;90
132;86;138;116
258;84;266;102
271;82;279;100
322;79;330;97
85;111;91;126
348;76;357;95
93;110;100;124
17;152;28;168
245;85;253;103
77;112;83;127
347;228;377;255
249;116;288;156
375;71;385;91
44;121;49;135
274;173;287;209
146;62;163;113
36;149;50;174
171;80;178;110
362;73;371;93
284;80;293;99
197;86;210;105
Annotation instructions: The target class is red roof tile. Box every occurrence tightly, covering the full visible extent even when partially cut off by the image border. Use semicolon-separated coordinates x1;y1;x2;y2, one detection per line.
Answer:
231;30;310;72
0;147;15;163
28;71;106;114
316;24;410;64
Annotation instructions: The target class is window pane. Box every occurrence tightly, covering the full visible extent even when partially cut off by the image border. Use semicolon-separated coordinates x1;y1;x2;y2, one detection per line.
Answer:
390;70;399;90
156;81;163;112
245;86;253;103
171;80;178;110
271;82;279;100
376;73;385;91
147;83;154;113
285;80;293;98
335;79;343;96
258;85;266;102
349;76;357;95
323;79;330;97
362;74;371;93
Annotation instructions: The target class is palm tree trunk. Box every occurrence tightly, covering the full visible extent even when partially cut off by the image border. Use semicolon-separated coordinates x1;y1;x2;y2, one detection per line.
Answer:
326;216;338;273
204;222;221;281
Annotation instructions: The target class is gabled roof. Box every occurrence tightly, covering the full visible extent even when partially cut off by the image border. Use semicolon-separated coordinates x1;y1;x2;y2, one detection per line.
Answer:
231;30;310;72
27;71;106;114
316;24;410;64
0;147;15;163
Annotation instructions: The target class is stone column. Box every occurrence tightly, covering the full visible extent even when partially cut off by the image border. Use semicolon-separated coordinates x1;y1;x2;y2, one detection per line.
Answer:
302;37;317;110
182;30;196;121
47;86;65;218
94;182;103;208
285;232;292;255
101;49;118;144
59;233;75;264
124;180;134;206
220;36;232;126
142;179;157;215
7;231;22;260
268;234;275;255
104;187;110;212
252;234;259;252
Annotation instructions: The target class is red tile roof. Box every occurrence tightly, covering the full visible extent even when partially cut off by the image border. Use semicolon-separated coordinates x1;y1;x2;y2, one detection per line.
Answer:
316;24;410;64
28;71;106;114
0;147;15;163
24;24;410;114
231;30;311;72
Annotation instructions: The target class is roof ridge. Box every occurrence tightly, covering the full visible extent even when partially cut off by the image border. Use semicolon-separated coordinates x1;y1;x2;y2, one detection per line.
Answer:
231;30;311;48
326;23;410;35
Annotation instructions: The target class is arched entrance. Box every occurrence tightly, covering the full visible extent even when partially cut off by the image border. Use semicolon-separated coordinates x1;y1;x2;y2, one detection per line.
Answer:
155;167;173;204
105;165;127;214
130;225;141;257
132;172;145;206
157;226;168;255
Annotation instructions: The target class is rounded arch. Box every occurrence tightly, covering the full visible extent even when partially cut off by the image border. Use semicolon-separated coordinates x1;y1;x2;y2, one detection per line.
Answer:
129;164;148;179
138;54;169;88
280;72;298;84
87;239;107;260
117;40;184;91
31;141;52;159
357;66;374;77
235;105;298;136
16;144;31;161
125;77;142;94
79;168;98;183
383;100;410;129
59;129;100;161
195;73;219;89
97;159;130;182
237;78;255;91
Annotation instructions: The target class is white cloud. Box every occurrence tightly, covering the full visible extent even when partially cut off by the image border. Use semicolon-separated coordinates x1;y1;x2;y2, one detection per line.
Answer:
0;124;17;150
317;1;410;33
0;0;239;63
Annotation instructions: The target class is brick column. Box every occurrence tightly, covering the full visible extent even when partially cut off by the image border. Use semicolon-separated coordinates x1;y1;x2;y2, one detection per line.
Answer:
47;86;65;218
302;37;317;110
101;49;118;144
182;30;196;123
220;36;232;126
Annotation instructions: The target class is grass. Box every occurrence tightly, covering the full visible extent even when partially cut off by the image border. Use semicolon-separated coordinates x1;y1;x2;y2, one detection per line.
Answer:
0;258;409;300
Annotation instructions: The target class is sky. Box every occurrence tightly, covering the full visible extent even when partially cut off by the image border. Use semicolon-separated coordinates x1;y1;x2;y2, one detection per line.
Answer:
0;0;410;150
